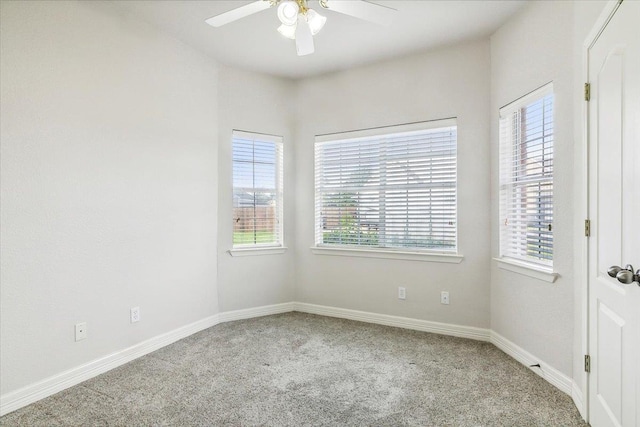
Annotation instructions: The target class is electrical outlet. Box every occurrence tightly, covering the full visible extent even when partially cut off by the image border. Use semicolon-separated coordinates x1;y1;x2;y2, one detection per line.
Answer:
398;286;406;300
130;306;140;323
75;322;87;341
441;291;450;305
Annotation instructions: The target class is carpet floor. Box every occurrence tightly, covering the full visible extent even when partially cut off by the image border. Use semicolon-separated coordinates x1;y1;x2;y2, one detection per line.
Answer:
1;312;587;426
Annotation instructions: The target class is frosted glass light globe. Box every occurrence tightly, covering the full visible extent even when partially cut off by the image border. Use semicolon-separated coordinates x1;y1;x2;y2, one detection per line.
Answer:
277;1;299;26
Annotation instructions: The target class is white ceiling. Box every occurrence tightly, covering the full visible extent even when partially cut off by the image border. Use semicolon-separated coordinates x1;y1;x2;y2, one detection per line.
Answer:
105;0;527;79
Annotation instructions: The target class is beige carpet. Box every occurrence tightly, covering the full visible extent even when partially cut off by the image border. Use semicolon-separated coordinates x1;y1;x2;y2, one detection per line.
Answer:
1;312;586;426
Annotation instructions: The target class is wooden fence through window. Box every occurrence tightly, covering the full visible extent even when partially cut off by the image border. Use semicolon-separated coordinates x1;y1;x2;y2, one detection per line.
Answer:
233;206;276;232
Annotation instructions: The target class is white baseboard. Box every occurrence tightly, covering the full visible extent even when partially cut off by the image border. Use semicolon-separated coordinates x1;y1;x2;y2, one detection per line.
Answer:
0;314;221;417
1;301;578;418
0;303;296;416
218;302;295;322
572;381;586;421
489;330;573;395
293;302;491;341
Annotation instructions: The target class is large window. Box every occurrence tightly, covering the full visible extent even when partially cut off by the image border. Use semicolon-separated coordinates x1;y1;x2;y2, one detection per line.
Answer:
232;131;283;248
499;84;554;266
315;119;457;252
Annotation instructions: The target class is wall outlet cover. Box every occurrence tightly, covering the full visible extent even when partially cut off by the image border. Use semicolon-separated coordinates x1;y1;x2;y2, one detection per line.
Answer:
441;291;450;305
130;307;140;323
75;322;87;341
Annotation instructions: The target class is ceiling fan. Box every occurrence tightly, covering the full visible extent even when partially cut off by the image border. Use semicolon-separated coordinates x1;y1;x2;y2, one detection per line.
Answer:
205;0;396;56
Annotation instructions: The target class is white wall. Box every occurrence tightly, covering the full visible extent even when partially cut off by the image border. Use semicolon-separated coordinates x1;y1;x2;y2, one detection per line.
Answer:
0;1;219;395
490;1;575;377
293;40;492;328
217;66;296;312
1;0;610;414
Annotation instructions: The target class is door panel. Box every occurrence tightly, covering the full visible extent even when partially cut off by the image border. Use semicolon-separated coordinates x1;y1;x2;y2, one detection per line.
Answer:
596;51;622;274
596;301;623;423
588;1;640;426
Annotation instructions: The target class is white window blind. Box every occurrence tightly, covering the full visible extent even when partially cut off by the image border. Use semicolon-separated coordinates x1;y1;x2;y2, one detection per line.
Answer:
315;119;457;252
499;84;554;266
232;130;283;248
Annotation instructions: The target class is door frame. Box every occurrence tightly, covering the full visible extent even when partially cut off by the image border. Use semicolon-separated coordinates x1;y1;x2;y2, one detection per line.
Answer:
580;0;624;422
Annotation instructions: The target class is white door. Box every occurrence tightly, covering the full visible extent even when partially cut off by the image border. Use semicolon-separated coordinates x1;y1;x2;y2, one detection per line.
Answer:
588;1;640;426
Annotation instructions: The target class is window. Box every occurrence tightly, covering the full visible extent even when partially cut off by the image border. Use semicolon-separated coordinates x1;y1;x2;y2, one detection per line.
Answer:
314;119;457;252
232;131;283;248
499;84;554;267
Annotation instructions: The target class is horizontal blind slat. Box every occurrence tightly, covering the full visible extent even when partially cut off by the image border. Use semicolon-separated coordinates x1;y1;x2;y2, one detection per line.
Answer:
315;121;457;250
499;87;554;266
233;131;284;248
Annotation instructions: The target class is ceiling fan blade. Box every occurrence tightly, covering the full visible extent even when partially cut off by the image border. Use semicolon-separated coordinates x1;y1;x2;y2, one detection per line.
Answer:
205;1;271;28
295;15;314;56
321;0;396;26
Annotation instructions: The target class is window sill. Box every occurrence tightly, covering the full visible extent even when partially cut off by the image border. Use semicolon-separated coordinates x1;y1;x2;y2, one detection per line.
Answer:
228;247;288;257
494;257;559;283
311;246;463;263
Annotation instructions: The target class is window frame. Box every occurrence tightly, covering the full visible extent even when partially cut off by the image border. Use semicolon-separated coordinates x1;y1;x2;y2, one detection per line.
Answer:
230;130;284;253
498;83;556;274
313;118;459;260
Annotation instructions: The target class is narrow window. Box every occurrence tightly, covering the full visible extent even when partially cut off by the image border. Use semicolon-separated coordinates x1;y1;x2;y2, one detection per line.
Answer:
315;119;457;252
232;131;283;248
499;84;554;266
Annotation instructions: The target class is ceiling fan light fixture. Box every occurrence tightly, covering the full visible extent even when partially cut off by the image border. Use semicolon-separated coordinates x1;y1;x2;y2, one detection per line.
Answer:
306;9;326;35
205;0;397;56
277;23;297;40
277;1;299;26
